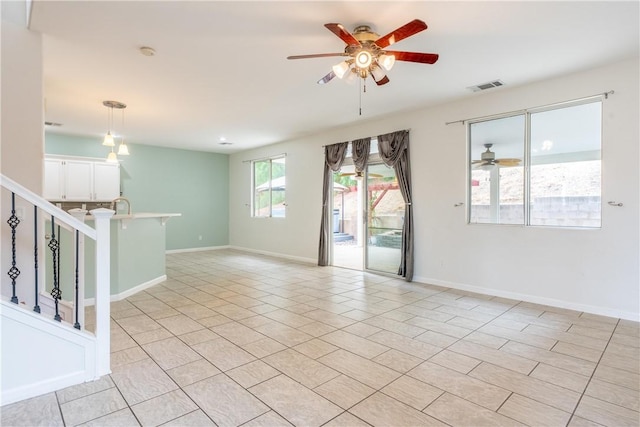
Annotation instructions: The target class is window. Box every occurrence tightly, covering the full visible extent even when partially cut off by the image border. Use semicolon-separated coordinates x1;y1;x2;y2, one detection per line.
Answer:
469;99;602;227
252;156;285;218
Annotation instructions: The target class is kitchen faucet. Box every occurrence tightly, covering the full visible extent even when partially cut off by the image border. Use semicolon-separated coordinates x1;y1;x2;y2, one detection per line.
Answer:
110;197;131;215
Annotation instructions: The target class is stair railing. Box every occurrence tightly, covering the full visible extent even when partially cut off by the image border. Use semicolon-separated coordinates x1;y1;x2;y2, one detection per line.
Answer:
1;174;113;377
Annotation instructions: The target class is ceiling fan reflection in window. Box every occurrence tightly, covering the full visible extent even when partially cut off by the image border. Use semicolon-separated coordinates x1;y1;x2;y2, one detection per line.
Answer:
472;144;521;167
287;19;439;86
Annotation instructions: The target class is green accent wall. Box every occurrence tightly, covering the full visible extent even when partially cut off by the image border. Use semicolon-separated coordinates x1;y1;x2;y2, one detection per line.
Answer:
45;133;229;250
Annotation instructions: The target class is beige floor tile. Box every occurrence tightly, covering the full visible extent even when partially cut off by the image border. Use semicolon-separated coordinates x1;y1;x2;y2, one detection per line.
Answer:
568;324;613;341
414;329;459;347
373;349;424;373
408;361;510;411
501;340;596;376
341;322;382;338
606;341;640;359
249;375;343;427
116;314;163;335
320;330;389;359
131;389;197;426
479;323;557;349
469;361;581;412
425;392;526;426
253;321;314;347
523;323;607;351
227;360;280;388
364;316;427;337
192;337;256;371
530;362;590;393
368;329;441;359
211;321;267;346
176;304;218;319
110;358;179;405
241;410;294;426
319;349;401;389
351;392;447;426
314;374;375;409
142;337;201;370
406;316;473;339
0;392;64;427
184;374;269;427
593;363;640;391
297;321;337;337
599;351;640;375
322;412;371;427
428;349;480;374
196;314;233;328
498;393;571;426
130;327;174;345
574;395;640;427
160;409;215;426
77;408;140;426
567;415;606;426
59;388;127;426
145;307;181;320
241;337;288;358
110;329;140;352
110;346;149;368
166;358;221;387
156;314;204;336
56;376;115;404
585;378;639;411
264;348;340;388
553;341;603;363
293;338;339;359
214;303;260;320
177;328;219;346
449;340;537;374
460;330;508;349
381;375;443;410
304;309;357;329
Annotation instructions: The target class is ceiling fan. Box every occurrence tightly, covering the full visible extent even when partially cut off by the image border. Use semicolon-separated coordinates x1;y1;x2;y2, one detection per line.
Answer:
472;144;521;167
287;19;439;86
339;171;383;179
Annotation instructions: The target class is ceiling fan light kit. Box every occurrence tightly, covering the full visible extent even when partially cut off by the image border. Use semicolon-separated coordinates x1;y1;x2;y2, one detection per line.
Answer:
287;19;439;87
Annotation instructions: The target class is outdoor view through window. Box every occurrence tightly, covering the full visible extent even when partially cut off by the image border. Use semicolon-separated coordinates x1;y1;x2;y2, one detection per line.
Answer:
469;100;602;227
253;156;286;218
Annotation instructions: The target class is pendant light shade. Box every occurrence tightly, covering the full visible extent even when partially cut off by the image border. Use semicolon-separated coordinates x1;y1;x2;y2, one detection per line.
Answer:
106;149;118;163
117;141;130;155
103;131;115;147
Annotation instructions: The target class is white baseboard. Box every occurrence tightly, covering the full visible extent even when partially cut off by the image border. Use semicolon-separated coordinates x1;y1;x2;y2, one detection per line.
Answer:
228;245;316;265
84;275;167;306
1;371;88;406
413;275;640;322
166;245;230;254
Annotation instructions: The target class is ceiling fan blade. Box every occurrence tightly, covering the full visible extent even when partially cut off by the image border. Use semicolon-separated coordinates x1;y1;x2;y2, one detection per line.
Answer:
375;19;428;49
385;51;439;64
373;74;390;86
287;53;347;60
317;71;336;85
495;158;521;166
324;23;361;46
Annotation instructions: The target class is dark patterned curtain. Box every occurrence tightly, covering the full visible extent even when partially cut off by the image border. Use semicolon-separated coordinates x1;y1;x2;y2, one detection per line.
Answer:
351;137;371;175
377;130;414;281
318;142;349;266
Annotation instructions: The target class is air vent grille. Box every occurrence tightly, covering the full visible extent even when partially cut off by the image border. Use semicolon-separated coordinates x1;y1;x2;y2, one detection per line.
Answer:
467;80;504;92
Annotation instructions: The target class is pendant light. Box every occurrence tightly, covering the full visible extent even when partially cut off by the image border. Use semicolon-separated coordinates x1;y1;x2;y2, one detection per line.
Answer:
102;100;127;160
117;105;130;156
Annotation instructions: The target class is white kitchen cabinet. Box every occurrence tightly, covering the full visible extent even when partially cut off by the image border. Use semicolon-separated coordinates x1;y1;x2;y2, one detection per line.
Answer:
43;156;120;201
93;162;121;201
44;158;65;200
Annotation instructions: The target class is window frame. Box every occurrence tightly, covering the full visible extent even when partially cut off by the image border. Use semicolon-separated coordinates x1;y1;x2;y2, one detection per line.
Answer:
251;155;286;218
467;97;603;228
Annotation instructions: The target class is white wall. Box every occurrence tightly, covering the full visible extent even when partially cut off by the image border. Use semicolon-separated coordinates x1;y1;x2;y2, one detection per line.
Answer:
229;58;639;320
1;0;45;306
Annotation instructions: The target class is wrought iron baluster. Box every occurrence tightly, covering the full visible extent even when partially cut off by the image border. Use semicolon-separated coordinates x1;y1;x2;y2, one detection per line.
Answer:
34;206;40;313
7;192;21;304
74;229;80;330
49;216;61;321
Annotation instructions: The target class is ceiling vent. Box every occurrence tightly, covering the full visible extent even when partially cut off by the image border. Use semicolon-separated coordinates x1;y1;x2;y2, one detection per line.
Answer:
467;80;504;92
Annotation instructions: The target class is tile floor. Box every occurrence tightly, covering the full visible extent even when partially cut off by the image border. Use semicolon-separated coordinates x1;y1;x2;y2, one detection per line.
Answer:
2;249;639;426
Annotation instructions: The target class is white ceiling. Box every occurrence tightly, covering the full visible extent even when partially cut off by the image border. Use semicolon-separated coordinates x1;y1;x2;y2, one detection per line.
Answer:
30;1;639;154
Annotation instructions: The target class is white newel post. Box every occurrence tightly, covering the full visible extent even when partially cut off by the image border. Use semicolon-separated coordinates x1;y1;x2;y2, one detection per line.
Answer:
90;208;114;376
68;209;88;329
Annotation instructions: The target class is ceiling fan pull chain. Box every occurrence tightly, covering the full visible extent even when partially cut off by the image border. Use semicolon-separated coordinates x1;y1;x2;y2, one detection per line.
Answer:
359;78;363;116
